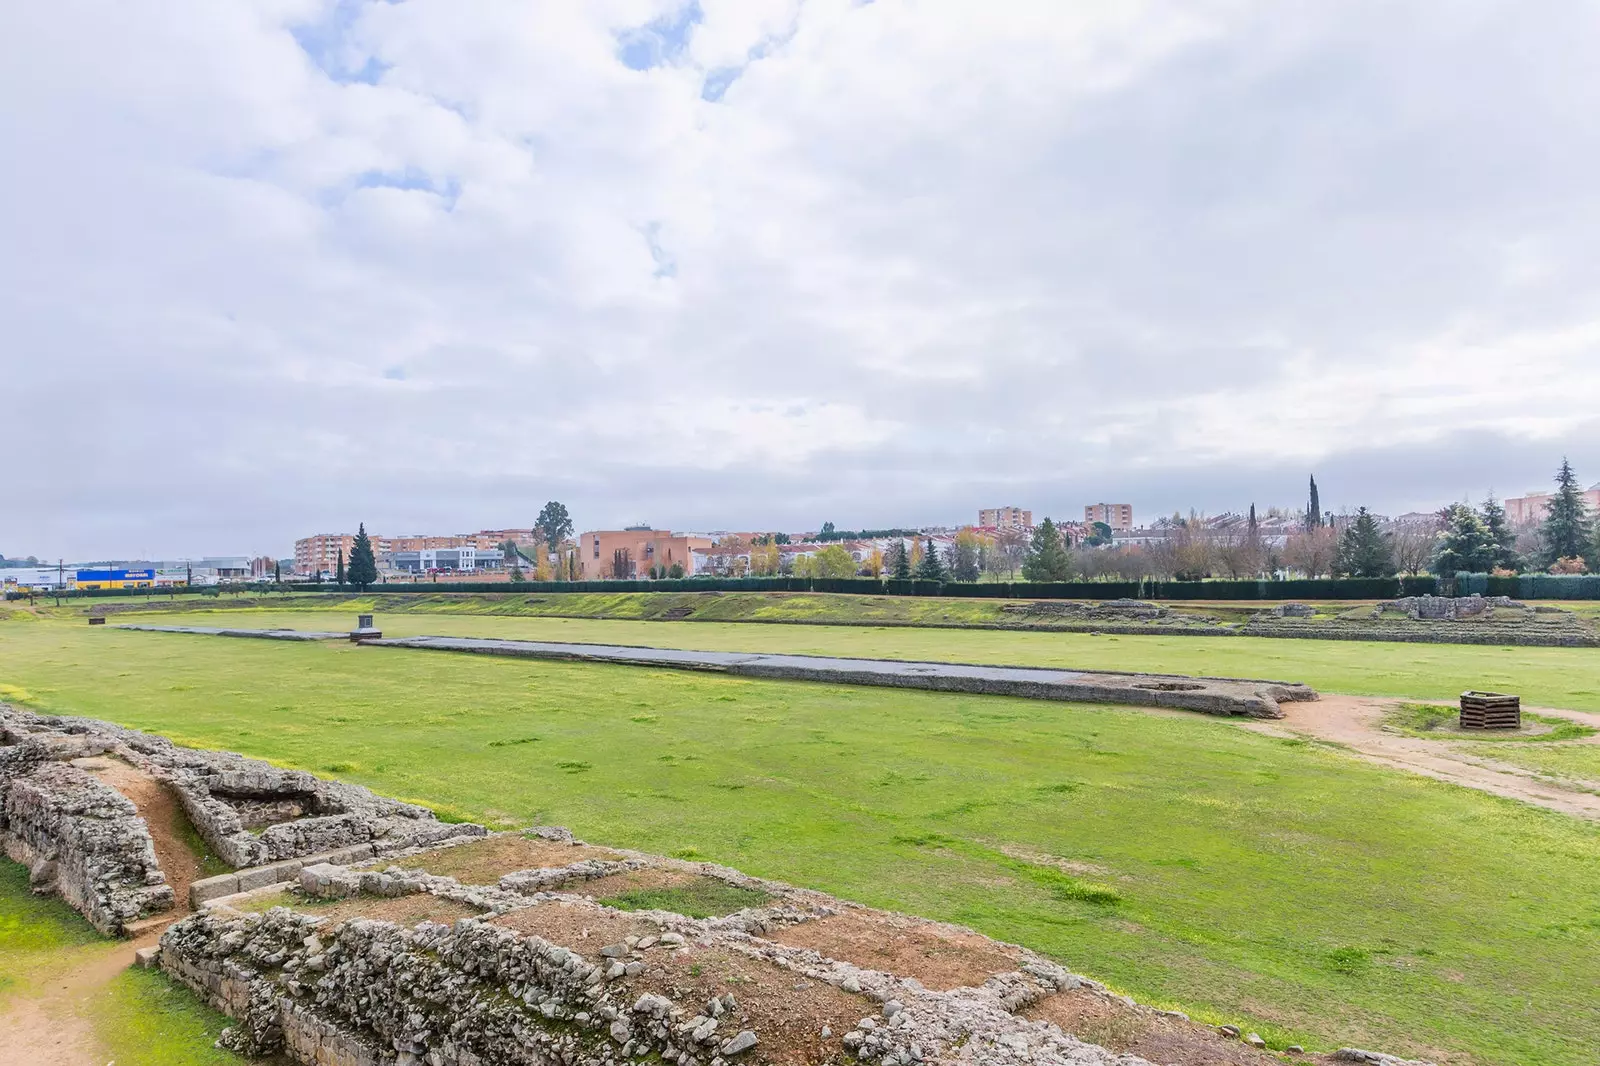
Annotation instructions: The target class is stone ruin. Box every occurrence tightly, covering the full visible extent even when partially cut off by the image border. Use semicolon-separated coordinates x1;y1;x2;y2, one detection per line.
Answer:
1380;595;1519;621
2;706;1438;1066
0;706;483;934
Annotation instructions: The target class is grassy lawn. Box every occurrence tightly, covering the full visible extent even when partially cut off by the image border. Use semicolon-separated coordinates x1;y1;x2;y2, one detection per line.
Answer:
3;620;1600;1063
106;602;1600;713
0;859;243;1065
1454;742;1600;789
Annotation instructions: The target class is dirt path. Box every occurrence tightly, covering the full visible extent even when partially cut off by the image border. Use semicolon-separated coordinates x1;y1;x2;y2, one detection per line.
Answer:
87;758;203;916
1239;695;1600;820
0;760;200;1064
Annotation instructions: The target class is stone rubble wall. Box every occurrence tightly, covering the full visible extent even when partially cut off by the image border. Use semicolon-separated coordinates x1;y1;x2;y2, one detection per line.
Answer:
0;755;173;934
161;874;1142;1066
0;705;485;933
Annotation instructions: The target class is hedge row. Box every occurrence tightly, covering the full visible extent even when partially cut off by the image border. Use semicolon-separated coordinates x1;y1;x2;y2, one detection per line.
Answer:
1455;573;1600;600
20;575;1462;601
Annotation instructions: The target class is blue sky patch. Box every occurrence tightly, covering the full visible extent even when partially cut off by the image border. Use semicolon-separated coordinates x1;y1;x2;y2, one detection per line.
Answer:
291;0;390;85
616;2;701;71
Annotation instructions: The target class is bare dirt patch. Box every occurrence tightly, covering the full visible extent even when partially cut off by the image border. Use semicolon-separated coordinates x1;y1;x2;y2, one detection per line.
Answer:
570;866;703;899
490;899;663;952
643;946;868;1065
237;888;482;927
1026;989;1290;1065
1243;696;1600;821
765;908;1023;991
394;834;621;884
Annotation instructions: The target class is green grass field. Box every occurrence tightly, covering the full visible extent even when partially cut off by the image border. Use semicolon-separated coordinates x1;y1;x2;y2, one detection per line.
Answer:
99;601;1600;713
3;617;1600;1064
0;859;243;1064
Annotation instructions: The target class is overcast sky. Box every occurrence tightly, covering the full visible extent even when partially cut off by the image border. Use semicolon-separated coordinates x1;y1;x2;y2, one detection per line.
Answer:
5;1;1600;560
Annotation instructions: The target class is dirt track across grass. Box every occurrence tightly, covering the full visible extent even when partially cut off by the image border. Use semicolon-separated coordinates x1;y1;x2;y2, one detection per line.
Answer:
1238;696;1600;820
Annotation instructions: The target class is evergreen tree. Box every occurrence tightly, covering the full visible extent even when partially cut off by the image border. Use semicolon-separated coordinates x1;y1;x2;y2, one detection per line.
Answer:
347;524;379;590
950;535;980;582
915;538;948;582
1431;503;1496;576
335;550;345;586
1022;518;1074;581
1333;508;1395;578
273;560;281;584
1539;458;1593;567
888;540;911;579
1306;476;1322;530
1479;494;1520;571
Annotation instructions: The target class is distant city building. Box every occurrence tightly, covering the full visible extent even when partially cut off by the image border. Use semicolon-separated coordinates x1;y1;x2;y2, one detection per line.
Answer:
1085;503;1134;533
250;556;278;580
977;507;1033;530
0;566;72;591
74;568;155;590
578;529;712;579
387;547;504;574
295;528;544;575
1506;485;1600;527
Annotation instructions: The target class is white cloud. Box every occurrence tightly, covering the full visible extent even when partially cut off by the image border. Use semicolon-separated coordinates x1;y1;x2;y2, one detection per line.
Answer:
3;0;1600;557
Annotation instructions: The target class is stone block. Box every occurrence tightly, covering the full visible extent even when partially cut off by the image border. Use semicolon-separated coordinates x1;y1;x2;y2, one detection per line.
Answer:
191;873;242;906
237;859;302;892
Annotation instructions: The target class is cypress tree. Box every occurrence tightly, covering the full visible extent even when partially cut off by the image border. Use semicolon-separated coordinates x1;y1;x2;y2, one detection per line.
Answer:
1334;508;1395;578
1022;518;1073;581
915;538;948;581
335;550;345;587
347;524;379;590
1306;476;1322;530
1539;458;1593;567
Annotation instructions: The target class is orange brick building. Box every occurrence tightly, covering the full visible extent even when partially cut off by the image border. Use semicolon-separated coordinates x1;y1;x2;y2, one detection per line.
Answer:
575;529;712;580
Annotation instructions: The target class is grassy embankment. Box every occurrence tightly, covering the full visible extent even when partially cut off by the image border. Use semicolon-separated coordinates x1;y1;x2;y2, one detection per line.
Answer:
3;617;1600;1064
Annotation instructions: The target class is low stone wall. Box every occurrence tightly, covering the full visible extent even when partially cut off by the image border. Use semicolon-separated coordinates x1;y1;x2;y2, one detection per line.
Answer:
160;867;1123;1066
0;706;485;934
0;756;173;934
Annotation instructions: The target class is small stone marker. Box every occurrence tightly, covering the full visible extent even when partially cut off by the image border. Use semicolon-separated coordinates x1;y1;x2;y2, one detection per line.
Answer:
134;946;161;969
88;615;105;625
350;613;382;641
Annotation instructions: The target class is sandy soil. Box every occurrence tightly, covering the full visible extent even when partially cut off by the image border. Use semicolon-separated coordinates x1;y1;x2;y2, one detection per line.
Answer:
572;866;712;900
765;908;1023;991
1239;696;1600;820
393;834;622;885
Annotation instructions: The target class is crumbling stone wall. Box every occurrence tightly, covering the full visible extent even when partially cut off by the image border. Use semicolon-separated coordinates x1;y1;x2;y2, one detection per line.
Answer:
0;757;173;934
0;705;484;933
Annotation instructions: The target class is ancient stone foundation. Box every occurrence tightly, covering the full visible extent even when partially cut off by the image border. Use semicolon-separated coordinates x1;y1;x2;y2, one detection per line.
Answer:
0;707;484;934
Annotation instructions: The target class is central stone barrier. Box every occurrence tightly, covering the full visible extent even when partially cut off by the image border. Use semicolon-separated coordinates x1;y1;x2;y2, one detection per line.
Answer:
363;635;1318;718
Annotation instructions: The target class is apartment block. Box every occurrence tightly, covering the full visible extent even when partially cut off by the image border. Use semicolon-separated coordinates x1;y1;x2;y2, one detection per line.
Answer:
576;529;712;580
293;533;394;577
977;507;1033;530
1506;485;1600;527
1084;503;1134;533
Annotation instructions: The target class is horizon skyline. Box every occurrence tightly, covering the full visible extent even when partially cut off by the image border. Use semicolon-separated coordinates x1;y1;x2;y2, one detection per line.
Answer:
8;460;1591;564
